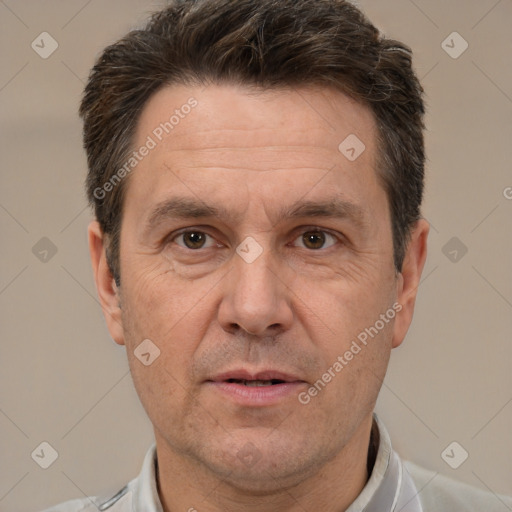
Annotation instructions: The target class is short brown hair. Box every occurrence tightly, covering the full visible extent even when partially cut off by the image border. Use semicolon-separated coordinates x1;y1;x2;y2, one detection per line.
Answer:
80;0;425;285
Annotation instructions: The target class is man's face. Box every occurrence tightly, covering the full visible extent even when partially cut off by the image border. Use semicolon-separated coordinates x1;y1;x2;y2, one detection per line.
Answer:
93;84;422;490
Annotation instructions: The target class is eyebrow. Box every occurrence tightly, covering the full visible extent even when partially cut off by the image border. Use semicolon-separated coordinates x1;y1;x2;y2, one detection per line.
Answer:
280;199;367;228
143;197;230;234
143;195;368;235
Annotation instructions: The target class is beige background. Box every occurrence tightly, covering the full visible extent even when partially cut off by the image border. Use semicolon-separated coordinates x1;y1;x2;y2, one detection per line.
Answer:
1;0;511;510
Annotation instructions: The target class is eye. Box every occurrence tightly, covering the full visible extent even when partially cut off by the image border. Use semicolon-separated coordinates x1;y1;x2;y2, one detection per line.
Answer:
173;231;217;250
292;230;338;250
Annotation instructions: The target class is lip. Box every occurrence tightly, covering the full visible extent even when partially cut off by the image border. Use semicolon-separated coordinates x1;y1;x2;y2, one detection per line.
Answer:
205;369;307;406
209;369;304;383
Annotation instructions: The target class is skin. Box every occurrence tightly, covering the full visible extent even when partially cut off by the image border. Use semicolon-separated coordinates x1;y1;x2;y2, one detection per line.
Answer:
89;84;429;512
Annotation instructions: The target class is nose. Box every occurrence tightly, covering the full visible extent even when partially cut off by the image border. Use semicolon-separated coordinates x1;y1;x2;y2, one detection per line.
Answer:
217;247;294;337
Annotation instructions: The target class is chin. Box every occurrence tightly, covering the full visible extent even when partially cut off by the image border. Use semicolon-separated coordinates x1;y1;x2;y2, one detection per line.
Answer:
195;434;330;494
210;460;311;495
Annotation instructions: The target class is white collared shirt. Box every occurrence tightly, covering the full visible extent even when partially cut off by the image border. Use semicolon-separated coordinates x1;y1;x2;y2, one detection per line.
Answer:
42;416;512;511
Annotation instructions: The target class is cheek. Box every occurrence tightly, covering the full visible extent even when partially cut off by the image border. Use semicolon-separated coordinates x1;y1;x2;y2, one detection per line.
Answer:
307;311;394;417
119;272;206;426
290;259;397;397
120;261;222;386
293;258;396;332
123;260;206;331
126;348;196;440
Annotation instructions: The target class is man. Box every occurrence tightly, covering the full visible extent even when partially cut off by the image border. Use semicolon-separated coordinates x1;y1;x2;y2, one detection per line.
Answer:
45;0;512;510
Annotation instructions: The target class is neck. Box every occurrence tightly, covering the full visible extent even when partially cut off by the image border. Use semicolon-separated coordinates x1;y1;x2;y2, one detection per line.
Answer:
155;416;374;512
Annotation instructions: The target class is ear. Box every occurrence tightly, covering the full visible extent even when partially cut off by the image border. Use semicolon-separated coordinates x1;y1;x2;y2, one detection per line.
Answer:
392;219;429;349
88;221;125;345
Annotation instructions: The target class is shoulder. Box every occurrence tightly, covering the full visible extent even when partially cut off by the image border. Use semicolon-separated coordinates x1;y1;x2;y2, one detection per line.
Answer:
40;497;96;512
40;485;133;512
405;461;512;512
39;444;158;512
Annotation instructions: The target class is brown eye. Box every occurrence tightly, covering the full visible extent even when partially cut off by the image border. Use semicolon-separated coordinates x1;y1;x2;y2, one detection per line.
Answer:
175;231;213;249
292;230;337;250
302;231;326;249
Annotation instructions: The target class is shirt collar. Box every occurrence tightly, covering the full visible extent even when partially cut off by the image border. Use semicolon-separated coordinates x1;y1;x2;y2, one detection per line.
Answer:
347;414;423;511
132;415;422;512
131;443;163;512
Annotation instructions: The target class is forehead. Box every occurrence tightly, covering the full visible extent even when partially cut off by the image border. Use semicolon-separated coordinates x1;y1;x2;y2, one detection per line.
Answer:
136;83;377;157
125;83;383;225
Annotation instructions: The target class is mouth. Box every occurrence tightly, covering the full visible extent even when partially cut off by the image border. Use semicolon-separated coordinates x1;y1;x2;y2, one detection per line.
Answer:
224;378;288;387
208;369;305;385
205;370;307;405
